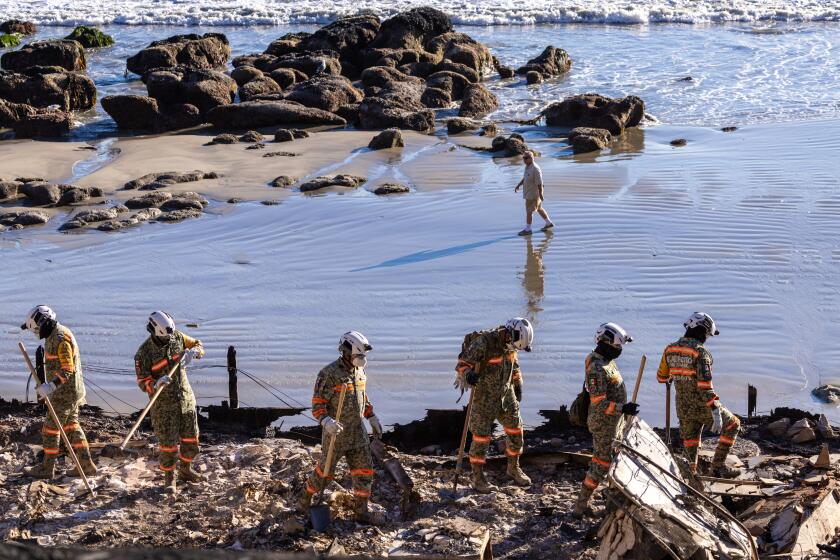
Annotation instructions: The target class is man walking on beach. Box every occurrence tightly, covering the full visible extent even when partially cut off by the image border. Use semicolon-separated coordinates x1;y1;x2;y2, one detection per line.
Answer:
514;151;553;236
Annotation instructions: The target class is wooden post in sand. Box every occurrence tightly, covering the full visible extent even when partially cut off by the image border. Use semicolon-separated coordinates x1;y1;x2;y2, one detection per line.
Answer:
227;346;238;409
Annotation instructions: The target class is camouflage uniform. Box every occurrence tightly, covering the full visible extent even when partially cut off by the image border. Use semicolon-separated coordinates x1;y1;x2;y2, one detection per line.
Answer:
581;350;626;493
305;359;375;500
657;337;740;467
456;328;524;464
39;324;94;470
134;331;202;473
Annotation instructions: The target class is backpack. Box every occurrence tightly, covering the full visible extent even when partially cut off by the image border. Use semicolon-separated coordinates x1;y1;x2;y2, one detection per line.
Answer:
458;330;486;361
569;383;589;428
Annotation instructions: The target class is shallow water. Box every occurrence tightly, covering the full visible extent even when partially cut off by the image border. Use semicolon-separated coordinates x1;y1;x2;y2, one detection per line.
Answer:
2;120;839;428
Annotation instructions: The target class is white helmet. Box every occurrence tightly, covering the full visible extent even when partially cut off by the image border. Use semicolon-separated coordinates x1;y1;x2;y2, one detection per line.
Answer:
147;310;176;338
21;305;56;334
595;322;633;348
339;331;372;356
684;312;719;336
505;317;534;352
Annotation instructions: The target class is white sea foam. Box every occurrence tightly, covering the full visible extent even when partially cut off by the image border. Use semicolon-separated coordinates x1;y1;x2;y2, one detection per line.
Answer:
4;0;840;26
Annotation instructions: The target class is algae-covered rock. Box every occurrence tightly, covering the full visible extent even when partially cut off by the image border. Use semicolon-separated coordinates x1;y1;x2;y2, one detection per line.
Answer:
64;26;115;49
0;33;21;49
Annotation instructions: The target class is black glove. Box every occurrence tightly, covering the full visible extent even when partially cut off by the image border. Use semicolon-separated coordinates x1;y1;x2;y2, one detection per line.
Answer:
514;383;522;402
465;369;480;386
621;402;639;416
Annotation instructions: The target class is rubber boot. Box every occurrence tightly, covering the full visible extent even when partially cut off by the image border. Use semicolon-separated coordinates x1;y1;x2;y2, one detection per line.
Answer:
711;462;740;479
506;456;531;487
67;449;98;477
296;490;313;515
572;486;594;519
470;463;497;494
163;470;177;495
353;498;384;525
24;455;57;479
178;462;206;484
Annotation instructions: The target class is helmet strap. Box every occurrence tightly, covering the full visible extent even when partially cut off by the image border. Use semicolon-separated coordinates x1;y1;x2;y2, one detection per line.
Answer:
595;342;622;361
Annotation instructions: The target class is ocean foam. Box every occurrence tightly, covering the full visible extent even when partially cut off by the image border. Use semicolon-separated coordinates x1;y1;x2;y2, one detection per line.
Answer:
3;0;840;26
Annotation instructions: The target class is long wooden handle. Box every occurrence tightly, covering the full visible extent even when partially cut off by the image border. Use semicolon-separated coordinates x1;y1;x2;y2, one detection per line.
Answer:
120;354;189;449
452;388;476;493
19;342;95;496
665;381;672;450
321;383;348;481
631;355;646;403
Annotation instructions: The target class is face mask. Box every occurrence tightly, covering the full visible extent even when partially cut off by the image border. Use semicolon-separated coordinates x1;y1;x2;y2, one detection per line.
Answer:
352;355;367;369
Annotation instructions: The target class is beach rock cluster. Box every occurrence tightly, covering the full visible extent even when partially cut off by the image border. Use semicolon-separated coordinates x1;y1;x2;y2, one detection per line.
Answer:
123;170;218;190
0;178;103;206
64;26;115;49
299;174;366;192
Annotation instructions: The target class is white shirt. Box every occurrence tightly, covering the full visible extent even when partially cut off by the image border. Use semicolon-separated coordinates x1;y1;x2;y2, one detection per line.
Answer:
522;163;543;200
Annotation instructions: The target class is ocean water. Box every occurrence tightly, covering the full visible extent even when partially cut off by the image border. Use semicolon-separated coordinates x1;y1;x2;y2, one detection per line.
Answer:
2;7;840;429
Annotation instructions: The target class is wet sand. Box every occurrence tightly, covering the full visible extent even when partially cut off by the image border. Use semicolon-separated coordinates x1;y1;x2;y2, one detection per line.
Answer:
1;120;840;428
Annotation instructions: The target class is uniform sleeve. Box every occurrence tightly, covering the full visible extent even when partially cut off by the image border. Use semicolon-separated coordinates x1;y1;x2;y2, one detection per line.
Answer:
181;333;205;357
52;339;77;386
511;353;522;384
696;348;719;408
456;336;486;375
586;359;619;416
311;369;332;423
134;349;154;394
363;391;374;418
656;351;671;383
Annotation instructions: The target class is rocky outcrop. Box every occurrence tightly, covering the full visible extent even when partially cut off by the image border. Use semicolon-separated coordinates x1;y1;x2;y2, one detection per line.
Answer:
368;128;404;150
0;69;97;111
123;170;218;190
207;100;346;129
568;127;612;154
526;71;542;85
446;117;480;135
64;26;115;49
208;133;237;144
18;182;103;205
373;183;409;195
1;40;86;72
264;32;310;57
230;66;263;87
159;191;208;212
240;130;263;143
0;180;22;200
125;191;172;209
516;46;571;78
101;95;202;131
299;174;366;192
300;14;381;63
425;71;470;101
126;33;231;76
57;185;104;205
98;208;162;231
267;68;301;89
458;83;498;118
270;175;295;188
370;7;452;51
12;111;72;138
144;67;236;114
426;32;493;75
274;128;309;142
60;205;128;230
1;20;36;35
0;209;50;228
238;75;282;102
358;96;433;132
540;94;645;135
0;98;36;126
361;66;423;89
490;133;531;157
283;75;363;112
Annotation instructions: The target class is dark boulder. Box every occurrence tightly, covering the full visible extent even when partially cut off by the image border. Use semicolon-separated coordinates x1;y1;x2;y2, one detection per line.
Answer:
335;103;360;126
526;71;542;85
491;134;531;156
301;15;380;64
209;133;238;144
367;48;439;69
373;183;409;195
125;191;173;209
516;46;571;78
446;117;479;135
420;87;451;108
60;205;128;230
299;174;366;192
157;208;203;222
239;130;264;143
360;66;423;89
158;102;202;130
144;67;236;114
261;52;341;79
239;75;282;102
283;75;363;113
0;209;50;227
57;186;103;206
368;128;404;150
371;7;452;51
426;70;470;100
98;208;162;231
0;98;36;126
0;180;21;200
123;170;217;190
264;32;310;57
426;32;493;74
127;33;231;76
480;122;499;137
267;68;300;89
1;20;36;35
12;111;72;138
541;94;645;135
101;95;159;129
274;128;309;142
21;182;62;204
569;127;612;153
1;40;86;72
64;26;114;49
160;191;208;212
434;60;480;84
270;175;295;188
458;83;498;118
207;100;346;129
230;65;263;86
0;69;96;111
358;97;434;132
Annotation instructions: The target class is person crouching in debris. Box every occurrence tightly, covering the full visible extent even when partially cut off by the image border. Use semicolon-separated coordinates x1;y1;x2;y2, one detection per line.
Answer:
657;312;740;478
21;305;98;479
455;318;534;494
297;331;384;524
574;323;639;518
134;311;205;494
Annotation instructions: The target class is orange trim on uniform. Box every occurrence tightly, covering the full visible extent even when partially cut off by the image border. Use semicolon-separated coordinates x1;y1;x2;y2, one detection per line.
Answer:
719;435;736;446
725;420;739;431
334;384;355;392
312;397;328;405
42;426;60;435
306;484;318;495
705;397;719;407
583;475;598;490
43;447;59;455
592;455;611;468
696;381;713;389
54;372;67;384
72;442;89;449
683;438;700;447
151;358;169;372
63;423;80;432
469;455;486;464
605;402;617;416
160;463;176;472
312;408;328;419
471;435;491;443
503;426;523;435
180;437;198;444
45;353;59;360
670;367;696;377
456;360;473;374
315;465;335;480
160;445;178;453
350;468;374;476
178;454;194;463
505;447;523;457
656;374;670;382
354;489;371;498
487;357;503;365
666;346;699;358
590;394;606;404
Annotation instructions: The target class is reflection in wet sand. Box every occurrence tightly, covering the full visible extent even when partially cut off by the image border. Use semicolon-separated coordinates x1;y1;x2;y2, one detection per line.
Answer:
520;230;553;322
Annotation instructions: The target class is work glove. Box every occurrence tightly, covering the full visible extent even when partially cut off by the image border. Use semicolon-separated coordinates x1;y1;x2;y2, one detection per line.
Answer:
182;347;202;366
36;381;56;400
321;416;343;437
465;369;480;386
154;375;171;390
621;402;640;416
454;371;468;393
368;415;383;439
711;407;723;434
514;382;522;402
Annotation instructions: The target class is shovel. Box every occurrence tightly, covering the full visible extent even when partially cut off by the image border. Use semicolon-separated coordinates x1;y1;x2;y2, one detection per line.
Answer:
102;352;190;459
310;383;348;532
18;343;95;497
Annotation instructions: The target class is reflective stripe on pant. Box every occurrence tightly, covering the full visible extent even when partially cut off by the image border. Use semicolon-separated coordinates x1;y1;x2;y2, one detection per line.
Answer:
582;430;614;491
679;404;740;465
467;390;524;463
41;399;90;460
306;444;373;499
151;405;200;471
